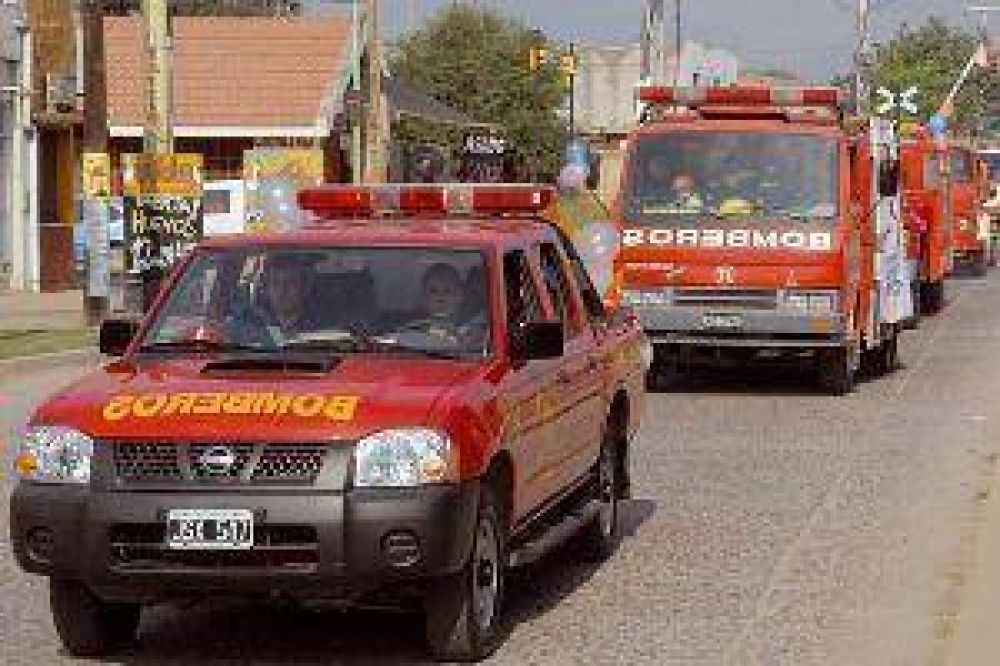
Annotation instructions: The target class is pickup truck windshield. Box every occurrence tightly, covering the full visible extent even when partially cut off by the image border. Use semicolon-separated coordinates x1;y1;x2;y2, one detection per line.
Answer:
143;246;491;359
624;132;839;222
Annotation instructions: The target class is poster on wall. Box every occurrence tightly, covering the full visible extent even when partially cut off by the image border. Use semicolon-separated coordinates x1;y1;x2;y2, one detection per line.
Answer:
81;153;112;200
121;153;204;198
203;180;246;236
122;196;204;275
243;148;323;232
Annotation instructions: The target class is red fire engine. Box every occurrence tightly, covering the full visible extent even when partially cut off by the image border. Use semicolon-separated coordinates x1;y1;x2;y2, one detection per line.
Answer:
613;86;913;394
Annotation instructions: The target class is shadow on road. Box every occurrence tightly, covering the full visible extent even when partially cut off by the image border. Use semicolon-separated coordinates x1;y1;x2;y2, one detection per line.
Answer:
103;499;656;664
645;357;909;397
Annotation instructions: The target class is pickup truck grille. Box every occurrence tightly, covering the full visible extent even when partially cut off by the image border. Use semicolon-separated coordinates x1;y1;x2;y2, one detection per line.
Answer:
673;288;779;310
112;442;333;485
109;524;319;572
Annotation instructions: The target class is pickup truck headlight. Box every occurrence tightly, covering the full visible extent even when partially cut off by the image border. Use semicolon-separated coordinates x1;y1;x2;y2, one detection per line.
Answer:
783;290;838;314
14;426;93;484
354;428;455;488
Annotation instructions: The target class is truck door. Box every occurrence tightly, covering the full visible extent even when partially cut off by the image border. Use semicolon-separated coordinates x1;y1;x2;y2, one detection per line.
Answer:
537;241;605;492
501;249;561;520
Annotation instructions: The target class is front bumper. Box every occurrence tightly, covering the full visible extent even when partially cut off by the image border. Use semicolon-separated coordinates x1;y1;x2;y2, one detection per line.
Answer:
10;479;479;604
636;306;847;348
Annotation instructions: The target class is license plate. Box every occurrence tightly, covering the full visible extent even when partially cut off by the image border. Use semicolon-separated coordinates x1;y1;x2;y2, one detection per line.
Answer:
702;313;744;330
166;509;254;550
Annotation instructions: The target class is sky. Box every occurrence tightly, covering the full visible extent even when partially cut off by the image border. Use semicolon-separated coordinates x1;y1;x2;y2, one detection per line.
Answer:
311;0;981;82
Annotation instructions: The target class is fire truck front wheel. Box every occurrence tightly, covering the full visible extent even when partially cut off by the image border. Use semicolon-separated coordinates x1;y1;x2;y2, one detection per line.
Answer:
818;346;857;396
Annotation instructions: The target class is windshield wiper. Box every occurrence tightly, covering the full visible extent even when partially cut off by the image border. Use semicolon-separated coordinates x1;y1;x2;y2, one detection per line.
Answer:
368;338;466;361
139;340;264;354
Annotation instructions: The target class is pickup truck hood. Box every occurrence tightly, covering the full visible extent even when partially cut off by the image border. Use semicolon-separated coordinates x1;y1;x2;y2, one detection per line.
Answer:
32;355;481;442
619;219;845;288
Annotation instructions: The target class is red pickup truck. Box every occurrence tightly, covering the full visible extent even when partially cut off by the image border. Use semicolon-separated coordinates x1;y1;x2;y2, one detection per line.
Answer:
10;184;646;661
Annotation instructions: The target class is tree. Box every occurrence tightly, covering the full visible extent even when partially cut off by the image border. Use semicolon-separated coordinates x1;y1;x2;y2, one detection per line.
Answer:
390;5;569;181
868;17;1000;133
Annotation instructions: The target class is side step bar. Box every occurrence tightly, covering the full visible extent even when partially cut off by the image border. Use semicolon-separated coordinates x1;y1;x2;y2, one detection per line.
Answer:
507;499;600;569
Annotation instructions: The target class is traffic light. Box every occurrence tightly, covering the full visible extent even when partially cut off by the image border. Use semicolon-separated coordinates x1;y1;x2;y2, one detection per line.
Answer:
560;53;578;77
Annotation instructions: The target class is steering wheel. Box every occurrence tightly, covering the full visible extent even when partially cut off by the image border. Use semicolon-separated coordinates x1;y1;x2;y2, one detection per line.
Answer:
223;305;278;348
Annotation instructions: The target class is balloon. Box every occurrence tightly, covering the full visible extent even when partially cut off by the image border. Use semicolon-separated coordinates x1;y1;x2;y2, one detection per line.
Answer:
575;221;619;294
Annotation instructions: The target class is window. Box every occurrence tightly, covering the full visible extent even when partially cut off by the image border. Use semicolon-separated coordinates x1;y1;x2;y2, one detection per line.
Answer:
503;250;542;331
539;242;581;338
551;227;606;322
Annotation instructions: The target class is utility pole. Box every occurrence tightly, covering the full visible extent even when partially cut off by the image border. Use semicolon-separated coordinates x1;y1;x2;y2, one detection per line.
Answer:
350;0;362;183
673;0;681;86
855;0;871;116
81;0;109;324
363;0;387;183
142;0;172;154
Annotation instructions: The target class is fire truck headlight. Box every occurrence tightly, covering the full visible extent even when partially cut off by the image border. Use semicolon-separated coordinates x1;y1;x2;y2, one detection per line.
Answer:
783;290;838;314
621;289;672;307
354;428;456;488
14;426;93;484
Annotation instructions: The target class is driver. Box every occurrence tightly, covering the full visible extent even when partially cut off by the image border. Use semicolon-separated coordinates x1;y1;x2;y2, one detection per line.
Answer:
262;255;317;335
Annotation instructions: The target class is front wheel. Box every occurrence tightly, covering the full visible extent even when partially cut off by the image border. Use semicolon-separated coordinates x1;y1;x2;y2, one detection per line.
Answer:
818;346;856;395
424;486;505;662
49;579;141;657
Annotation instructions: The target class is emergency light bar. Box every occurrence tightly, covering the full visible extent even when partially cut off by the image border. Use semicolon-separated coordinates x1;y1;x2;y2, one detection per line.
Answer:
638;86;841;109
297;184;556;218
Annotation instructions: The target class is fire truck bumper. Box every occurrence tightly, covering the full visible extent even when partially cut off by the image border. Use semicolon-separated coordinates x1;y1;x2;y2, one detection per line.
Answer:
636;308;847;348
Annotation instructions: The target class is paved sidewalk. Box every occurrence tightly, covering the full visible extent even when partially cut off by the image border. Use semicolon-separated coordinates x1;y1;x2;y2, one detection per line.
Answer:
0;290;88;330
946;458;1000;666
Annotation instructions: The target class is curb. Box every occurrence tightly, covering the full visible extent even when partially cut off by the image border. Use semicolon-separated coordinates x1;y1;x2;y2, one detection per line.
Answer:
0;348;102;377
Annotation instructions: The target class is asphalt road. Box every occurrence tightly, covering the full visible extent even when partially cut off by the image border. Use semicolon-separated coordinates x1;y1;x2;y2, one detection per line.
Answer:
3;274;1000;664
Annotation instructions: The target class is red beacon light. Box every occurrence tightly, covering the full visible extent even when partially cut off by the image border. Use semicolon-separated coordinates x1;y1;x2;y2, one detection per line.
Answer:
638;85;841;110
298;184;556;219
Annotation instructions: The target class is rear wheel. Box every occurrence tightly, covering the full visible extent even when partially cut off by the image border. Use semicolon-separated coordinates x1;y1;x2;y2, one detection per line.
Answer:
577;432;621;562
974;251;989;277
921;280;945;314
425;486;505;662
49;579;140;657
818;346;856;395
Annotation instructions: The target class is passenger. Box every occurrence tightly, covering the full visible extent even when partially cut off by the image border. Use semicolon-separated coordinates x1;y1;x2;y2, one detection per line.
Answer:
401;263;487;350
671;173;705;211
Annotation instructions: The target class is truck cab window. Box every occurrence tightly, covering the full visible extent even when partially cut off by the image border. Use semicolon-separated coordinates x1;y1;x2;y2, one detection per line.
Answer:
503;250;542;331
539;242;582;338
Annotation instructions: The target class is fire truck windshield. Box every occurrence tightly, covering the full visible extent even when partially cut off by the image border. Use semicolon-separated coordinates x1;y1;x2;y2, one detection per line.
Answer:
624;132;838;223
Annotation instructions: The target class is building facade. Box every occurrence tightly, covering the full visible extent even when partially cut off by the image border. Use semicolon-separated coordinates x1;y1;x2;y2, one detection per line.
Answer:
1;0;25;290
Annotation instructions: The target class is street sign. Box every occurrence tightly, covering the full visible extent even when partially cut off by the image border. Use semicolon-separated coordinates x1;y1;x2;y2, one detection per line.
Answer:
875;86;919;117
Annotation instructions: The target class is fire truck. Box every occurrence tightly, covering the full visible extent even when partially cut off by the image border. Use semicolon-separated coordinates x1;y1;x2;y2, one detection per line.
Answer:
949;144;991;276
899;125;950;313
614;86;913;394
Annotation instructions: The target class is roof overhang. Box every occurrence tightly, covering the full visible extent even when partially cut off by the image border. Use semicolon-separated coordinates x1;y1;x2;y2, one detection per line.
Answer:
108;125;326;139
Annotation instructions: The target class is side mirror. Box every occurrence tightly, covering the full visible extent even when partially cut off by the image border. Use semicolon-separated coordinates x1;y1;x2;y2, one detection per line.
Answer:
878;160;900;197
99;319;139;356
520;320;564;361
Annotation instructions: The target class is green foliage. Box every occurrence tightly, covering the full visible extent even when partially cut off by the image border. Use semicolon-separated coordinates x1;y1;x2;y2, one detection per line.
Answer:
390;5;569;181
869;16;1000;133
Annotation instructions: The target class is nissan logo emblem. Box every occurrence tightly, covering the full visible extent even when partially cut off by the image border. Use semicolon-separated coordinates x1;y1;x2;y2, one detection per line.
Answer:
199;445;237;472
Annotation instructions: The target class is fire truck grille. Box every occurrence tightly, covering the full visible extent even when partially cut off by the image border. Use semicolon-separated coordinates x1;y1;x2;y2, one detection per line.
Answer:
109;524;319;572
112;442;333;485
673;288;779;310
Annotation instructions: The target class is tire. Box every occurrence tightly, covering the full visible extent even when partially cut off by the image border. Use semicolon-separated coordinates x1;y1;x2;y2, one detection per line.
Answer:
922;280;945;315
424;486;505;662
645;359;681;393
974;252;989;278
49;579;140;657
576;431;621;562
818;347;856;396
